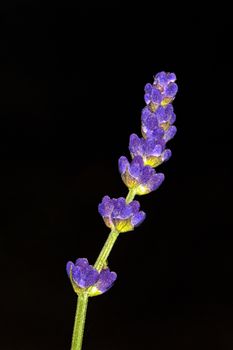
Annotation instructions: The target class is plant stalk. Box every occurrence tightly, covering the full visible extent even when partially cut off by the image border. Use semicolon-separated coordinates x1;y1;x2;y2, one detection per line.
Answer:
71;293;89;350
70;189;136;349
94;229;120;271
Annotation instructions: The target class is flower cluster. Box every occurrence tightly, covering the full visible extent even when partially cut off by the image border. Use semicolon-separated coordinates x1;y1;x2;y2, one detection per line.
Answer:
141;103;177;142
119;155;164;195
144;71;177;108
66;258;117;296
98;196;145;233
129;133;171;168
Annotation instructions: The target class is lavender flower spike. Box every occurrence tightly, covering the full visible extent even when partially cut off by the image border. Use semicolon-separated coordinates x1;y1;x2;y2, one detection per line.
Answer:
98;196;146;232
66;258;117;296
119;155;165;195
67;72;178;350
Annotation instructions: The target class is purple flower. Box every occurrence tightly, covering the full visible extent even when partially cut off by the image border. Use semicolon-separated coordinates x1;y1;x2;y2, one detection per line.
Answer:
98;196;145;232
118;155;165;195
129;133;171;167
95;268;117;293
154;71;169;86
66;258;117;296
66;258;99;289
144;71;178;110
144;87;162;105
163;104;176;125
154;71;176;87
164;125;177;142
141;106;159;129
141;103;176;141
144;83;153;94
141;106;165;140
165;82;178;97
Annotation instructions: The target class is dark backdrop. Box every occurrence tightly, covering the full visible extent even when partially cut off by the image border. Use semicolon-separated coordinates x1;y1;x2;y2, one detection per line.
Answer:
0;2;232;350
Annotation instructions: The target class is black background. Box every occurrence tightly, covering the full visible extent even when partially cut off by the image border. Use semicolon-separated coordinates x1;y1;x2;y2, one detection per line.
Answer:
0;2;232;349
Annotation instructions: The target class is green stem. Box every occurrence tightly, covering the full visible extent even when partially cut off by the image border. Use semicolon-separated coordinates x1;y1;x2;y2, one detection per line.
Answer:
70;189;137;350
94;189;136;272
94;229;120;271
125;188;136;203
71;293;89;350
